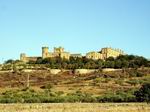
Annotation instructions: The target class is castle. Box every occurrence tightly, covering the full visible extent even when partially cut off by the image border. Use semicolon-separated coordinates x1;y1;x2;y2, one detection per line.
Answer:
86;47;124;60
20;47;125;62
20;47;82;63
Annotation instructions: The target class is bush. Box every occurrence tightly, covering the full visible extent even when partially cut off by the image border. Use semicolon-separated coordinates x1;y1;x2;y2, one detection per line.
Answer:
129;70;145;77
24;96;41;103
97;91;136;102
64;91;96;103
0;97;17;103
134;83;150;102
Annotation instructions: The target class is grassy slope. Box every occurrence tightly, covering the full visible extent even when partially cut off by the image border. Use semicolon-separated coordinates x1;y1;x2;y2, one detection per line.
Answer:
0;68;150;96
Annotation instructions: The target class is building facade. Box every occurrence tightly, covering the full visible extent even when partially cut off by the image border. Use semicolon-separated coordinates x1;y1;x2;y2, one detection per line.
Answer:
86;47;124;60
86;52;103;60
101;47;124;59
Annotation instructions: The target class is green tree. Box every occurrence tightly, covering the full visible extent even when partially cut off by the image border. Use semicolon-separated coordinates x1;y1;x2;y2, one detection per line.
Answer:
115;60;122;68
106;57;115;61
134;83;150;102
4;59;15;64
35;57;43;64
105;61;115;68
121;60;129;68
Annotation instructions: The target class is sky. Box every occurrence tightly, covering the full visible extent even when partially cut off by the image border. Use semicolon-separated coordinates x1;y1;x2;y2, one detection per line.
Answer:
0;0;150;63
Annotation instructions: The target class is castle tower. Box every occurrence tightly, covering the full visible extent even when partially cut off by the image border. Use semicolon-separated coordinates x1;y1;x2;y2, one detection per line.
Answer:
20;53;26;62
42;47;49;59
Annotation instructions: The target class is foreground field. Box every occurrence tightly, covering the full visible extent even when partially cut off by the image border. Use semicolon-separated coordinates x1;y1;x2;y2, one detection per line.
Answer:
0;103;149;112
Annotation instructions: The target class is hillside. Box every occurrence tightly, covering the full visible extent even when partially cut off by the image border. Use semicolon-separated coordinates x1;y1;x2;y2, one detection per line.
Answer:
0;68;150;103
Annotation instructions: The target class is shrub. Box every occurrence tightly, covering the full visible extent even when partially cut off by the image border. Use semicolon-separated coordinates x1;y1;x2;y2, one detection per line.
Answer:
134;83;150;102
0;97;17;103
97;91;136;103
129;70;145;77
64;91;96;103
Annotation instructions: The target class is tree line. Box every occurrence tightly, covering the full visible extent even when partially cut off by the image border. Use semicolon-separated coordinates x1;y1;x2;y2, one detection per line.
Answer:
26;55;150;69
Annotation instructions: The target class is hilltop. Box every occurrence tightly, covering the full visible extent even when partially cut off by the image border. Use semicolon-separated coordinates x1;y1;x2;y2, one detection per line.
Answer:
0;54;150;103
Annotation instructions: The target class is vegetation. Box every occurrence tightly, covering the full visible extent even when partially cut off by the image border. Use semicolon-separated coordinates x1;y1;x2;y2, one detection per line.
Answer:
26;55;149;69
1;55;149;71
0;84;149;103
97;93;136;103
0;55;150;103
0;89;137;103
134;83;150;102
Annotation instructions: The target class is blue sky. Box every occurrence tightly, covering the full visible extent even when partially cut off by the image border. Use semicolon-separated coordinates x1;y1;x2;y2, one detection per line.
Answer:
0;0;150;63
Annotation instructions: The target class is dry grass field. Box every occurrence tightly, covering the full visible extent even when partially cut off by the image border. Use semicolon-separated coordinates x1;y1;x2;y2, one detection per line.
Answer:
0;103;149;112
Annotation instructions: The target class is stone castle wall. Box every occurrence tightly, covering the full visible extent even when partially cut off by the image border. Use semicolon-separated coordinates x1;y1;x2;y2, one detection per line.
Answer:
20;46;125;62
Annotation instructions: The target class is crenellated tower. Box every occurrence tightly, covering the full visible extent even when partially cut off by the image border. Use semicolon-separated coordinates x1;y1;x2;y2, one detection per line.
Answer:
42;47;49;59
20;53;26;62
